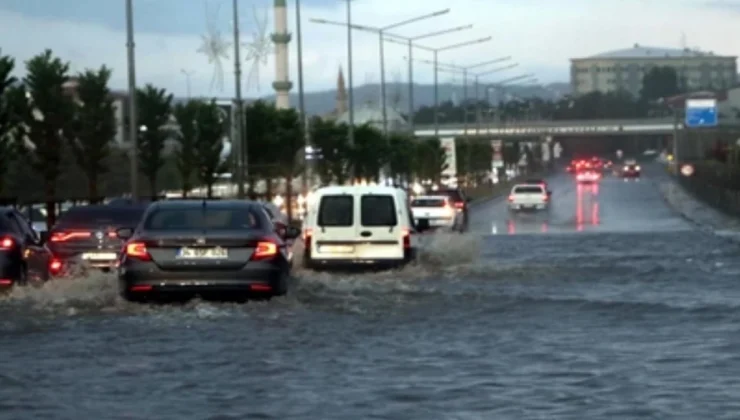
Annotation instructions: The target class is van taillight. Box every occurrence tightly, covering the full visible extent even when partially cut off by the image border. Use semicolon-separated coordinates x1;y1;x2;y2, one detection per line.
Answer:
402;228;410;248
303;228;313;248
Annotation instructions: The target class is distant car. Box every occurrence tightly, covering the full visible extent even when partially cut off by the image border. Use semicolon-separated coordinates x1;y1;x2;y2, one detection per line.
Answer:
524;178;552;196
0;207;54;288
621;162;641;178
508;184;550;212
410;195;465;232
46;204;148;274
576;170;601;183
436;188;471;230
116;200;300;302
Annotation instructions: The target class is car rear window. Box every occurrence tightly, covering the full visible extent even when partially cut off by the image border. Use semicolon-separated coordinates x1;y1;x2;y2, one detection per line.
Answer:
440;190;464;202
318;195;353;227
361;195;397;226
513;186;544;194
56;206;146;227
143;208;261;230
411;198;446;207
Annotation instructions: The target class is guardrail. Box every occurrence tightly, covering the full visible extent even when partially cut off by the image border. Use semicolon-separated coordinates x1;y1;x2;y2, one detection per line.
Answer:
677;171;740;217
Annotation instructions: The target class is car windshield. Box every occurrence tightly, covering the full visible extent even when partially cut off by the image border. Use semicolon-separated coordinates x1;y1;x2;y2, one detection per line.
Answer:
55;206;146;228
143;207;260;230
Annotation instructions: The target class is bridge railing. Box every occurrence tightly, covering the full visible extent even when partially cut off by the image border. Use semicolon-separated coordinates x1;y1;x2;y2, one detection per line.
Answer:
676;161;740;218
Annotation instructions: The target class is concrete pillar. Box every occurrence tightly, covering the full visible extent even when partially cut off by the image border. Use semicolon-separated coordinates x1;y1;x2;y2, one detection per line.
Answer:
271;0;292;109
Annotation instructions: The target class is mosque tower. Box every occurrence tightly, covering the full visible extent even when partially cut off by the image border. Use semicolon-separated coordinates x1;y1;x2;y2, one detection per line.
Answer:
336;66;347;115
271;0;292;109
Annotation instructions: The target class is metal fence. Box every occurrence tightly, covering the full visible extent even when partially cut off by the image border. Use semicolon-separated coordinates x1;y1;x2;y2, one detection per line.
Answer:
677;170;740;217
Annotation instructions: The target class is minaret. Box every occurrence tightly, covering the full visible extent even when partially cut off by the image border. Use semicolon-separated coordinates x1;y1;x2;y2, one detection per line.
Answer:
271;0;292;109
336;66;347;115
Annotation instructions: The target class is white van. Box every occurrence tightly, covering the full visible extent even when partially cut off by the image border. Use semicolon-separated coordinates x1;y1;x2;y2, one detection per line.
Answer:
302;185;419;270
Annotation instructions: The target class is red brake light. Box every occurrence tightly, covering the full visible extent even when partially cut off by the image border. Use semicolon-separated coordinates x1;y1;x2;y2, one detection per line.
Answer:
542;194;549;201
125;242;151;261
50;231;91;242
508;195;514;201
402;227;410;248
453;201;464;209
252;241;278;260
0;237;14;250
49;259;63;274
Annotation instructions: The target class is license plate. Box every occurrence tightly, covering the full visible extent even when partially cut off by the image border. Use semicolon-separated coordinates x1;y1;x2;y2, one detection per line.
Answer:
177;247;228;259
431;219;449;226
319;245;354;253
81;252;117;260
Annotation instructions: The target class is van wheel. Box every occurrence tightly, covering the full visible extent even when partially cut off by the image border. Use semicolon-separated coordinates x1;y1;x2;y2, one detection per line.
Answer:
301;251;315;270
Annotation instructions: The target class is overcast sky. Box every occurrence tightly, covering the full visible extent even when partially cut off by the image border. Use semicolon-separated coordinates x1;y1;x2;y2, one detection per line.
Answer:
1;0;739;99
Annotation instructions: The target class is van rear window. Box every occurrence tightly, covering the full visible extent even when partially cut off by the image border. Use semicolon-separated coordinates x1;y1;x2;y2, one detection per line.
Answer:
361;195;397;226
318;195;353;226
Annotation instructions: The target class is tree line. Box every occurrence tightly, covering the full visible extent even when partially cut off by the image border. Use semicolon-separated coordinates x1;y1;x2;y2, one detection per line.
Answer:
0;49;456;225
413;66;686;124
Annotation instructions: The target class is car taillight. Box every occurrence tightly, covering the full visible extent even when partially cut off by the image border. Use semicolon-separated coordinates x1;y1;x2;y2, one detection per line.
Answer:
252;241;278;260
50;231;91;242
0;237;14;250
402;228;410;248
508;195;514;201
542;194;549;201
453;201;464;209
49;259;63;274
125;242;151;261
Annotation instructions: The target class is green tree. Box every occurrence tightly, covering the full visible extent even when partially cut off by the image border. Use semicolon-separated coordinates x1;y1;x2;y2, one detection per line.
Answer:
0;53;18;196
193;99;225;198
15;50;76;227
71;66;116;202
273;108;303;221
136;84;173;196
244;100;278;197
173;99;200;196
641;66;680;102
414;138;447;183
387;133;415;184
350;124;388;182
309;117;351;185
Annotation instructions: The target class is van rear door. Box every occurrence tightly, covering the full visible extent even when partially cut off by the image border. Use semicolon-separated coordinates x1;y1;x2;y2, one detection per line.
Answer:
312;194;357;258
355;193;404;260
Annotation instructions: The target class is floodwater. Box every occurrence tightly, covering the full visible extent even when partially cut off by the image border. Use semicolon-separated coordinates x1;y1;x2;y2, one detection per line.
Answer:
2;165;740;419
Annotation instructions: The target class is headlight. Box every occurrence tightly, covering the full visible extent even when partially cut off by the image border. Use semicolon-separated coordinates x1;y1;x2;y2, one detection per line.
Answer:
635;166;641;171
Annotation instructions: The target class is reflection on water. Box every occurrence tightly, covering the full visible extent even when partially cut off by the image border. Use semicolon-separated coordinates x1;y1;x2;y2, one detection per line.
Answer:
576;182;600;231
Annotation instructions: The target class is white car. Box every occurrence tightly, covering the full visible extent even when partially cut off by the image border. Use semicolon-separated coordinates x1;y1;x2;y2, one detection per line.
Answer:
410;195;464;232
302;185;419;270
508;184;550;211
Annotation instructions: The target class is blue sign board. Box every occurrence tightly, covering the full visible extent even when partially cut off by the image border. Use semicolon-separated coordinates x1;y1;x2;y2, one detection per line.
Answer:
685;99;718;128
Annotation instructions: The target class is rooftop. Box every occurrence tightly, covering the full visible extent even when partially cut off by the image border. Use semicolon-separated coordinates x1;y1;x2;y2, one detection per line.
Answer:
573;44;734;60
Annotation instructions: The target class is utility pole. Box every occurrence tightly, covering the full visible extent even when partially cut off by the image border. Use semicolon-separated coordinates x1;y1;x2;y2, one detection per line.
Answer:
296;0;309;193
125;0;139;201
233;0;246;198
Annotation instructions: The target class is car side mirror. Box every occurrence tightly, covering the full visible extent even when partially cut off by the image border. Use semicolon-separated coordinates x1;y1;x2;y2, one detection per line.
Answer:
116;227;134;240
285;226;301;240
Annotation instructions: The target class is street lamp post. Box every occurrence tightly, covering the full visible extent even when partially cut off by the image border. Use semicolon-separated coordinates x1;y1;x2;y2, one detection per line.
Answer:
180;69;194;98
296;0;310;193
125;0;139;201
386;36;492;137
232;0;246;198
344;0;355;152
310;9;450;136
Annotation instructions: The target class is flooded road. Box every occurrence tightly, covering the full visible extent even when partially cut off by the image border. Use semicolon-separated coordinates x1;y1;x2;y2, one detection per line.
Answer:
2;165;740;419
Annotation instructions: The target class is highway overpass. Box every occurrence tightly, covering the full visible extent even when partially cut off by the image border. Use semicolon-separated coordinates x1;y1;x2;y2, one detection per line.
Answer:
413;118;680;138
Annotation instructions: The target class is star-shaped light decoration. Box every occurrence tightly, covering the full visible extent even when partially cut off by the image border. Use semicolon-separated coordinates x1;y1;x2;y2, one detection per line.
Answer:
242;4;273;92
197;1;231;92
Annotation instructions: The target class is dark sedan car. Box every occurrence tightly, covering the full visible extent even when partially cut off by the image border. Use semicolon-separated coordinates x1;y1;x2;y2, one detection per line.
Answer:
116;200;300;302
46;204;148;273
0;207;54;288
